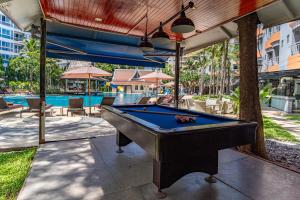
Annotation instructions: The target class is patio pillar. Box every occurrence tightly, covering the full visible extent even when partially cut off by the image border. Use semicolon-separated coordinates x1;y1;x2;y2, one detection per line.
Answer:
237;13;267;158
39;18;46;144
174;42;180;108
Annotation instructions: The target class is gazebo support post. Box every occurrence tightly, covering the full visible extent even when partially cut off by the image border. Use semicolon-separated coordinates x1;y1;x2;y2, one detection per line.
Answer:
174;42;180;108
237;13;267;158
39;18;46;144
88;74;91;115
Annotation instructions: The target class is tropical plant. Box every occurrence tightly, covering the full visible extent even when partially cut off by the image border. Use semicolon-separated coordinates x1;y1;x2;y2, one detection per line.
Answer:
228;87;240;114
6;38;62;93
259;83;273;105
95;63;115;73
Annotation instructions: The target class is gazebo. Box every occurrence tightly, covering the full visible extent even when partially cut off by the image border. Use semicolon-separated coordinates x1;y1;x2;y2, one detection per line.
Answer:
3;0;300;157
2;0;300;179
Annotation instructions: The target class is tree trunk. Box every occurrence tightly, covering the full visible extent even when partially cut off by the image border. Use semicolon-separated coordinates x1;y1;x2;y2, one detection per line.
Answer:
198;67;205;95
237;13;267;158
226;58;231;94
209;46;215;96
221;40;229;94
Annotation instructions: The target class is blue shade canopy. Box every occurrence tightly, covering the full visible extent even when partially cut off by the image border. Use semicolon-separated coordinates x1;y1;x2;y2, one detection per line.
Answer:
46;22;176;68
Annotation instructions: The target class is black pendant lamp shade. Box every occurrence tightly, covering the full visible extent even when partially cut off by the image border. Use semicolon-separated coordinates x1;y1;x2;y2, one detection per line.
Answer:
139;35;154;52
171;5;195;33
139;4;154;52
152;22;170;44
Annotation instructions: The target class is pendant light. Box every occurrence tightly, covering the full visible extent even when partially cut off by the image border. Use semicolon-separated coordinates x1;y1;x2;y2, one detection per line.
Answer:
152;22;170;44
139;2;154;52
171;3;195;33
139;35;154;52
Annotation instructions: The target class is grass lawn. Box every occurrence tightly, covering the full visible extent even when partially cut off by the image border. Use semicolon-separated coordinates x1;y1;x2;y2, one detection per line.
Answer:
0;148;36;200
285;114;300;124
263;116;299;143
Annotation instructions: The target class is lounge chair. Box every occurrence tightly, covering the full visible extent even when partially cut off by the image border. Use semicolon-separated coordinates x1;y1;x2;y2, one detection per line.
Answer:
4;88;13;95
160;95;174;105
156;96;167;104
0;97;23;113
20;98;53;117
67;98;86;116
95;96;116;116
136;96;151;104
94;96;116;109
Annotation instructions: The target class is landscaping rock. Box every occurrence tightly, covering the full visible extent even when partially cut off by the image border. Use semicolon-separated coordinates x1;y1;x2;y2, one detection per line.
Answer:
266;139;300;172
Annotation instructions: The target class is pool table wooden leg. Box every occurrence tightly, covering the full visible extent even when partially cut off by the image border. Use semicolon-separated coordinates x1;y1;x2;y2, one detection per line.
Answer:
116;131;132;153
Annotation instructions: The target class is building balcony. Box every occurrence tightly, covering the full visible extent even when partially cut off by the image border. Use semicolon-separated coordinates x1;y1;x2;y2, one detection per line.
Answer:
287;53;300;70
264;64;280;72
291;41;300;55
257;50;262;58
266;56;279;66
264;32;280;49
289;20;300;29
256;28;263;37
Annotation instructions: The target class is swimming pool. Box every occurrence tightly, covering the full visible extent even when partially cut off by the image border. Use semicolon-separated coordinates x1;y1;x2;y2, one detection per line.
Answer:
3;93;144;107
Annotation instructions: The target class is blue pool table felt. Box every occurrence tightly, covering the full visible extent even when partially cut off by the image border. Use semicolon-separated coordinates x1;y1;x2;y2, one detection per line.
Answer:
114;105;236;129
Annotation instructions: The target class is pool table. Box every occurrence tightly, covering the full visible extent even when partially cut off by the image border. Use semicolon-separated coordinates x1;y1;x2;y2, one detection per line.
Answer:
102;104;257;191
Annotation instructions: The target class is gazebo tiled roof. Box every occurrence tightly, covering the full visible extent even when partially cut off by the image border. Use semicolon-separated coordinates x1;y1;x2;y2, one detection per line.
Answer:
111;69;156;86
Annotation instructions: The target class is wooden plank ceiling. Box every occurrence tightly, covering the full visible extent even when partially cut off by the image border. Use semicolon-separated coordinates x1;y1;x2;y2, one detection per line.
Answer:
40;0;275;41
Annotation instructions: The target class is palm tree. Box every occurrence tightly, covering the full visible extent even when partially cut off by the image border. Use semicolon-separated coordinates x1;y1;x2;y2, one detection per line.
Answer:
19;38;39;88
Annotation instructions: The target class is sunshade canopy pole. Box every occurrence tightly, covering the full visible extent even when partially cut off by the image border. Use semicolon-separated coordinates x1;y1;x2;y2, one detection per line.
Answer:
39;17;46;144
174;42;180;108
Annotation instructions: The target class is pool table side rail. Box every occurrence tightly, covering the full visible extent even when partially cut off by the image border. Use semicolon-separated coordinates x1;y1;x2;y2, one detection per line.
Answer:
103;105;257;134
113;104;238;121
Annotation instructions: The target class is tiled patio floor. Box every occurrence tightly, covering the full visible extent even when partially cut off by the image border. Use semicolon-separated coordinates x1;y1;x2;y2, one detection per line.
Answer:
0;111;115;149
18;135;300;200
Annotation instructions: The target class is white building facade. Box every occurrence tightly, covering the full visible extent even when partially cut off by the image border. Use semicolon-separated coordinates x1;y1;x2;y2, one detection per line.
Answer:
258;21;300;112
0;11;30;68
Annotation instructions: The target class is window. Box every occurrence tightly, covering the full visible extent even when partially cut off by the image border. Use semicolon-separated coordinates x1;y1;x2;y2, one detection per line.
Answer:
287;35;290;43
14;45;23;53
14;33;24;41
1;15;5;22
1;41;12;52
1;15;12;26
140;85;144;90
1;28;11;39
1;54;11;61
135;85;139;90
281;40;284;47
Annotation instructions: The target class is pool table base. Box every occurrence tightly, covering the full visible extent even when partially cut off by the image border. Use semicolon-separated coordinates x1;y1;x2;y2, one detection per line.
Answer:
116;131;219;190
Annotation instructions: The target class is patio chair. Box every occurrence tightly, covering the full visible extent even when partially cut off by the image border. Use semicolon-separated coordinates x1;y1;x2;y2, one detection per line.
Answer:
20;98;53;117
194;100;206;112
136;96;151;104
67;98;86;116
222;101;234;114
0;97;23;113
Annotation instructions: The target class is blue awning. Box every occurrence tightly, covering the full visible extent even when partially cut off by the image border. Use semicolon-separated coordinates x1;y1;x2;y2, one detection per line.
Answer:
46;22;176;68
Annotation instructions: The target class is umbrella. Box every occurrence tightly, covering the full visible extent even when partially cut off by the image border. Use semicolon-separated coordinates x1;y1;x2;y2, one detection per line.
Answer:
62;66;112;114
140;71;173;97
164;81;174;87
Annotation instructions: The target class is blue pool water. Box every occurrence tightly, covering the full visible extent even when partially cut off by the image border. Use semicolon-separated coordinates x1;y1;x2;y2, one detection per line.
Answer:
3;93;144;107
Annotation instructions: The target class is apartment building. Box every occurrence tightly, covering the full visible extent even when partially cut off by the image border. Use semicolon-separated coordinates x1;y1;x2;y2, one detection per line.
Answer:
0;11;30;68
258;21;300;112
